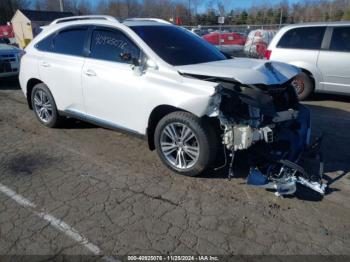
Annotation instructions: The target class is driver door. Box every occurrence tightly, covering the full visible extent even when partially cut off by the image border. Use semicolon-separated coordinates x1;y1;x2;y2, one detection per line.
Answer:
82;26;143;133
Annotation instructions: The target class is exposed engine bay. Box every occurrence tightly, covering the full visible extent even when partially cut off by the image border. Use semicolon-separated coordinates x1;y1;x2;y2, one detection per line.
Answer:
187;73;327;197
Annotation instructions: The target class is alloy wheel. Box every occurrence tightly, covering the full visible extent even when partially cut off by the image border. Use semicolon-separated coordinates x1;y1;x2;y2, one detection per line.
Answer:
33;90;53;123
160;122;200;170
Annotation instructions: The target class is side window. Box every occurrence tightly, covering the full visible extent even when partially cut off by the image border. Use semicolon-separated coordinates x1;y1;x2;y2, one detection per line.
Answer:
36;34;54;52
330;27;350;52
277;27;326;50
52;27;87;56
90;28;140;63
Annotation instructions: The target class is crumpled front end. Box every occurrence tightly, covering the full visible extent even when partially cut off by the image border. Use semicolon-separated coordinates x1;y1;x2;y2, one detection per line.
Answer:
207;78;326;196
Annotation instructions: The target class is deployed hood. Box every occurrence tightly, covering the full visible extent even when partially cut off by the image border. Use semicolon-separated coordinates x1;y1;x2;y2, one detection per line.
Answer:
176;58;300;85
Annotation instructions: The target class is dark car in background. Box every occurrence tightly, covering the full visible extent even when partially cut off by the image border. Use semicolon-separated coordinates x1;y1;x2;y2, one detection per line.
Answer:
0;44;22;78
0;38;11;45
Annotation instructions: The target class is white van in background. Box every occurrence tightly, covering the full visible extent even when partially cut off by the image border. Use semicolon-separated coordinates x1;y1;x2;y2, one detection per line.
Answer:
266;22;350;100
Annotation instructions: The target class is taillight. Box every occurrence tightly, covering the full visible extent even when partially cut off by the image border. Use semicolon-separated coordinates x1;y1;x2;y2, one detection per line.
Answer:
264;49;272;60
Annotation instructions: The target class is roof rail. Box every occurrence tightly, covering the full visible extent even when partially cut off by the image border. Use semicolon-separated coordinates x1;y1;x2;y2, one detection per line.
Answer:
50;15;118;25
124;18;172;25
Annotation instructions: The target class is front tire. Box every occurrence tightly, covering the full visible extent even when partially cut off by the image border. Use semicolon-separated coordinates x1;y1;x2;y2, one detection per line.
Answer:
31;83;62;128
292;72;314;100
154;111;218;177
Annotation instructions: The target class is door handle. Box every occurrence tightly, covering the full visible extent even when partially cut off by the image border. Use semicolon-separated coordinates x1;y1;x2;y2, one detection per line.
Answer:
40;61;50;67
84;69;97;77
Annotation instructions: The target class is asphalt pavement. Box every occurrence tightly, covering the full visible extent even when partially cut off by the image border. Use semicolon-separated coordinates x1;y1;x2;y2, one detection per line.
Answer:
1;78;350;257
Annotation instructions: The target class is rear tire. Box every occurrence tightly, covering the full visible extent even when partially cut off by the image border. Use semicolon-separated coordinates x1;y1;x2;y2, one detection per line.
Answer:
154;111;218;177
31;83;62;128
292;72;313;100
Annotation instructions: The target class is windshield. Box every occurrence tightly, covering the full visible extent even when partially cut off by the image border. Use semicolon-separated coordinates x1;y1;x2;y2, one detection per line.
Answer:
130;25;227;66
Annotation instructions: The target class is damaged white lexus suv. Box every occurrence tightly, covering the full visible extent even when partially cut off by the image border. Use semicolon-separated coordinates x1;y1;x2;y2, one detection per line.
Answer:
19;16;326;196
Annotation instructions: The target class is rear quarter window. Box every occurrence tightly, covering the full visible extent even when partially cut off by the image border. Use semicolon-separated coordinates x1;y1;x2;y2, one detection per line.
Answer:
330;27;350;52
277;26;326;50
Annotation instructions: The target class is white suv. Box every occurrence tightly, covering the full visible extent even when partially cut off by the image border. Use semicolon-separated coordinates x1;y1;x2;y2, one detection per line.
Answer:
266;22;350;100
19;16;325;195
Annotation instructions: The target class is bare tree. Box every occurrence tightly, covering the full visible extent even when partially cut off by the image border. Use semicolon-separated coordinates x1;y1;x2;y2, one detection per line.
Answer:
25;0;350;26
217;1;225;16
96;0;109;15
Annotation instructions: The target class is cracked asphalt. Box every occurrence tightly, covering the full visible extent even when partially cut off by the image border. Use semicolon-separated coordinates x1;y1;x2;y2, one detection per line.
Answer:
1;78;350;256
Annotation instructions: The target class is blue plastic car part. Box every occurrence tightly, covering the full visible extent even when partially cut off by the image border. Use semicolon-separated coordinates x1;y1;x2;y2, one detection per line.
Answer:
247;168;269;186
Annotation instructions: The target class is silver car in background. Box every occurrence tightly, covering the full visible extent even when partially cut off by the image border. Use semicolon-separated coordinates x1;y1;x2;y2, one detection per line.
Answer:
266;22;350;100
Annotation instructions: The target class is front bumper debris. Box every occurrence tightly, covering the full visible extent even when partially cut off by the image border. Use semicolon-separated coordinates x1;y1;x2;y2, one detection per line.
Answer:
220;102;326;197
246;136;327;196
206;78;326;197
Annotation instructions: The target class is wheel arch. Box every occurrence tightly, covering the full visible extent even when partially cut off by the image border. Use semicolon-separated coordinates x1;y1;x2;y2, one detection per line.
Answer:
26;78;43;110
300;68;315;90
288;61;322;91
146;104;221;151
147;105;186;151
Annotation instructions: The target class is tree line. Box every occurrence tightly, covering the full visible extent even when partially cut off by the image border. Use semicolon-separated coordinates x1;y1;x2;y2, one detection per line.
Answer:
1;0;350;25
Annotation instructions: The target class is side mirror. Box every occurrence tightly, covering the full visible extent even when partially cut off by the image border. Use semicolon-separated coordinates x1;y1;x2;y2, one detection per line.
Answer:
130;55;158;76
132;57;140;67
131;57;143;76
146;59;158;70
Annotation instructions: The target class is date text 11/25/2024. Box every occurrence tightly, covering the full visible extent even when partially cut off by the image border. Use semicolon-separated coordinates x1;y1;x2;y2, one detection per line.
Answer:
127;255;219;261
